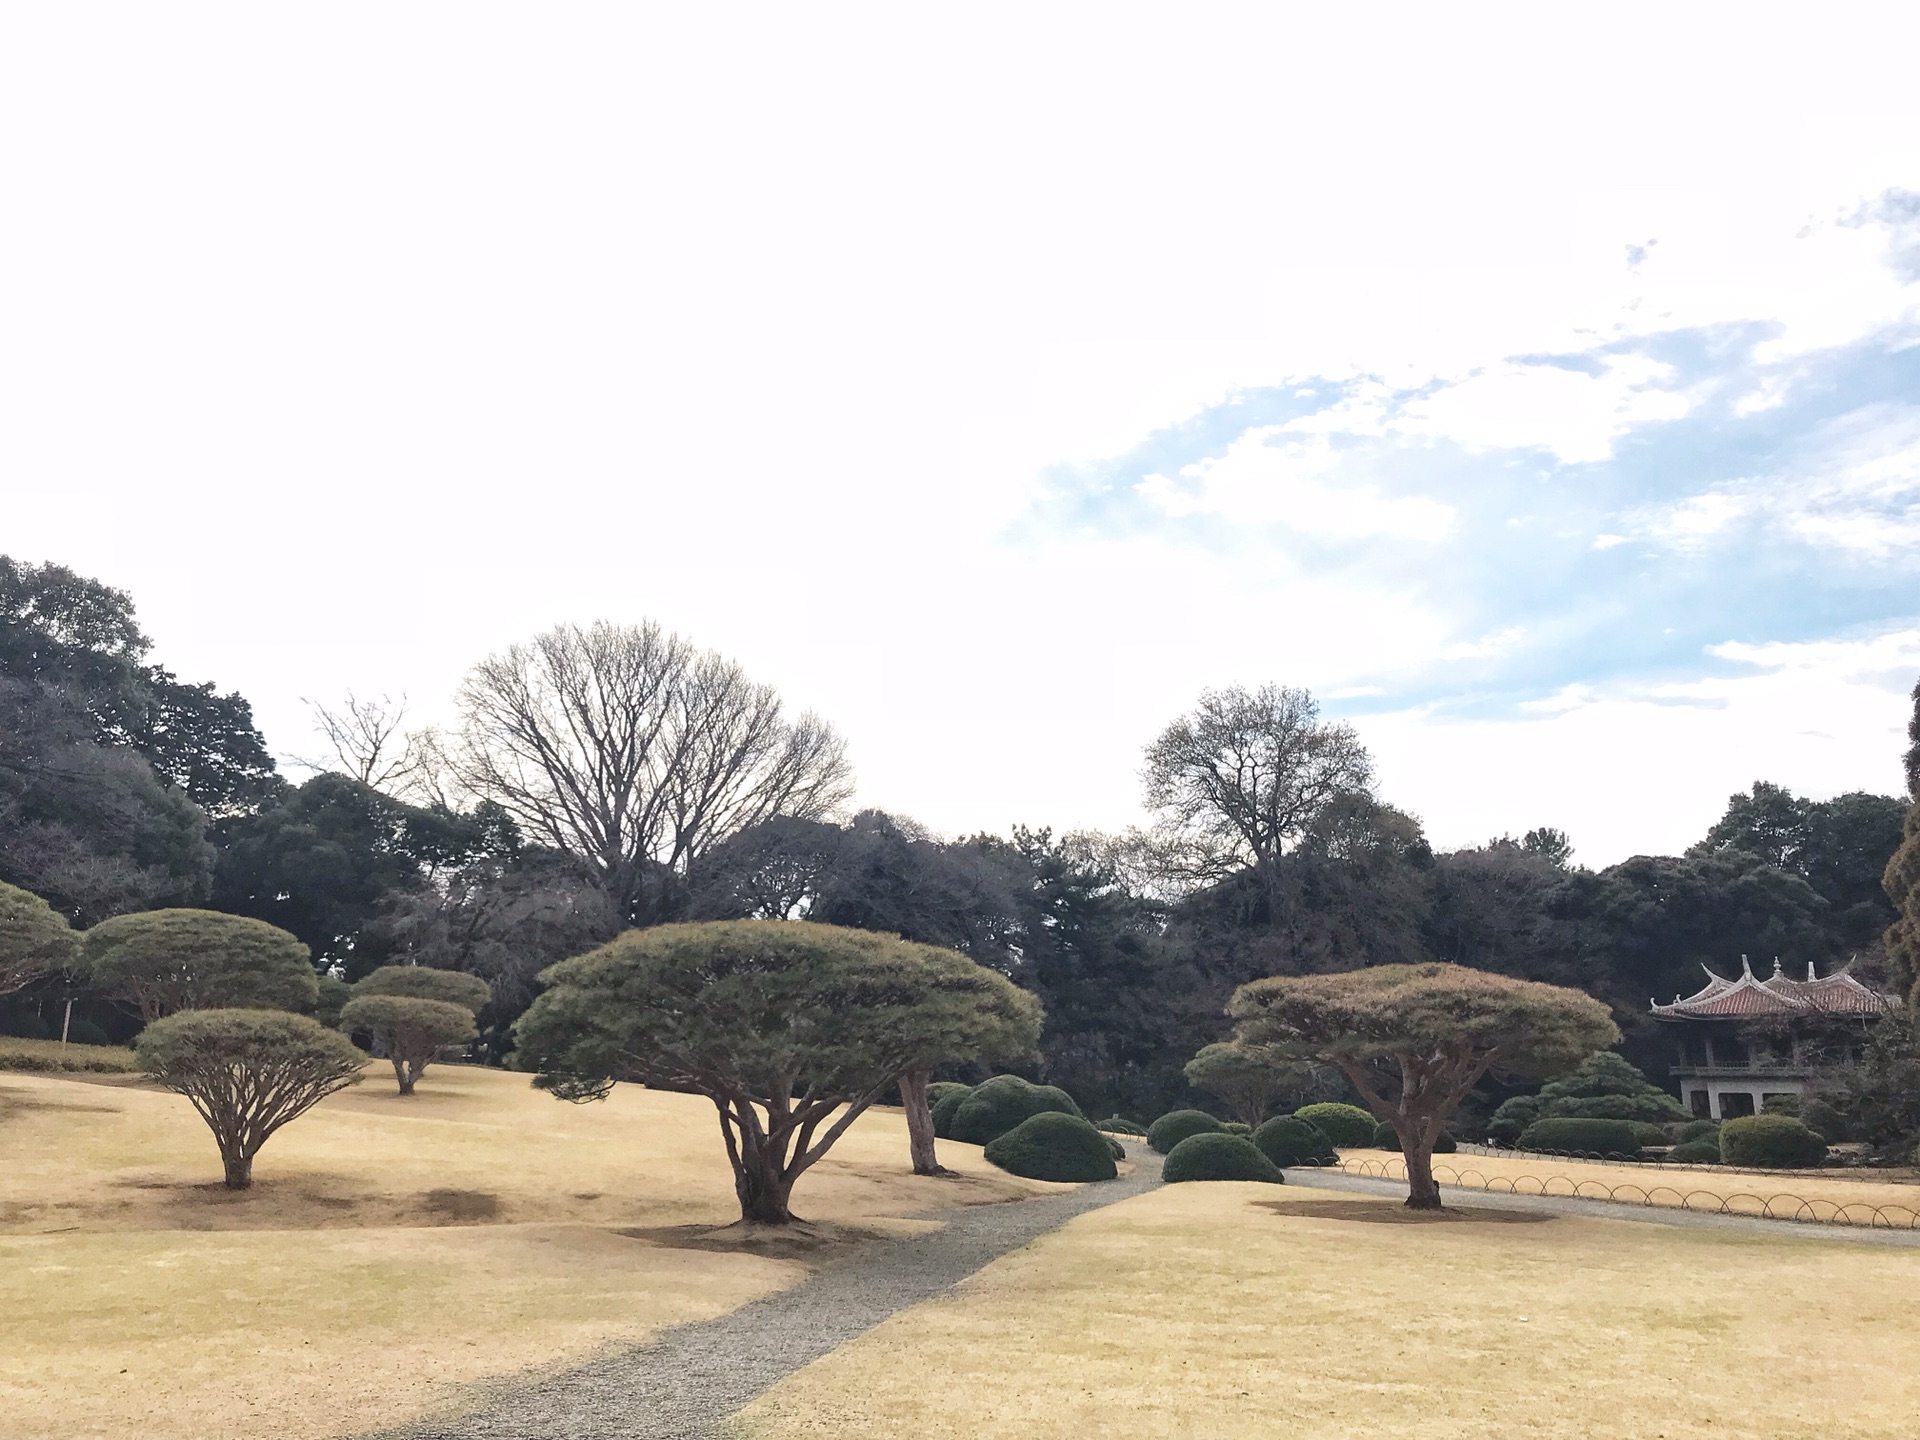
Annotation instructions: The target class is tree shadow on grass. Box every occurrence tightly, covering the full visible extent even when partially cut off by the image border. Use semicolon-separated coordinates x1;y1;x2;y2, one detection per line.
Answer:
1256;1198;1555;1225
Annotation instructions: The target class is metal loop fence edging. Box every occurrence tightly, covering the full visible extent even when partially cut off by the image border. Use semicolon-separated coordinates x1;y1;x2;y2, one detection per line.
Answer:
1330;1156;1920;1231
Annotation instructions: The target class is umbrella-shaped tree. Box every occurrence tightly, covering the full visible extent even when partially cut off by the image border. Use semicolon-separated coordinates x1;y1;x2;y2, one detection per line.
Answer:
340;966;492;1095
80;909;318;1022
1230;963;1618;1208
514;920;1042;1224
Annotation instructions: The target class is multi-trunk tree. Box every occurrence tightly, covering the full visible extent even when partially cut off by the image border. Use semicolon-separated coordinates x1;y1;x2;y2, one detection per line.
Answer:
515;920;1041;1224
1230;962;1618;1208
136;1009;366;1188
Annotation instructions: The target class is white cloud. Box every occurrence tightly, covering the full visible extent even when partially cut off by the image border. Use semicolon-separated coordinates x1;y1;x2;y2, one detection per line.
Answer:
1136;428;1457;541
1365;627;1919;865
1395;354;1696;464
1441;626;1527;661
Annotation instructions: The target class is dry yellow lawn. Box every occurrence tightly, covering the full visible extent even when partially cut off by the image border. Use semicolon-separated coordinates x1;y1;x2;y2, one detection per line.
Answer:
734;1181;1920;1440
0;1063;1049;1440
1338;1149;1920;1223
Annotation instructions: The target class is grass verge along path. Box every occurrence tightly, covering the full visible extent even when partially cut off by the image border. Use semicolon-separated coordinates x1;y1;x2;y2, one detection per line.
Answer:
734;1179;1920;1440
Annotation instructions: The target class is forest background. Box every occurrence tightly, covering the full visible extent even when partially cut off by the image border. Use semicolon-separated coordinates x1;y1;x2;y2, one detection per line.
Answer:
4;553;1909;1124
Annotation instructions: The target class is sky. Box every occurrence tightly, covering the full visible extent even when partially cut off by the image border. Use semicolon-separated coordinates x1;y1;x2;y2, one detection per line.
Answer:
4;6;1919;867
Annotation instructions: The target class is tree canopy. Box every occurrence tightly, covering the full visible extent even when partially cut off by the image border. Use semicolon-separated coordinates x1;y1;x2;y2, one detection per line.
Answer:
514;919;1041;1223
81;908;318;1021
0;880;77;996
1182;1042;1316;1128
449;622;852;924
1231;963;1618;1207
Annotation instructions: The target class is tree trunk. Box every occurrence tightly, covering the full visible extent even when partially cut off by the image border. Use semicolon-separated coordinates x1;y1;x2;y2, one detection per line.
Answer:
733;1142;796;1224
393;1056;415;1096
1402;1135;1442;1210
221;1149;254;1190
899;1067;946;1176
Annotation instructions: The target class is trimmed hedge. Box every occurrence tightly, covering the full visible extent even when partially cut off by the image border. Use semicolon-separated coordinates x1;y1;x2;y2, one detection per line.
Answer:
1516;1117;1643;1158
0;1037;138;1073
1162;1133;1284;1184
1252;1115;1336;1168
1668;1139;1721;1165
1095;1116;1146;1137
931;1084;973;1139
1221;1121;1252;1136
1720;1114;1827;1169
1678;1119;1720;1144
1372;1123;1456;1153
1101;1132;1126;1160
983;1112;1118;1182
1628;1121;1674;1149
1146;1109;1225;1154
1292;1102;1376;1148
949;1075;1083;1146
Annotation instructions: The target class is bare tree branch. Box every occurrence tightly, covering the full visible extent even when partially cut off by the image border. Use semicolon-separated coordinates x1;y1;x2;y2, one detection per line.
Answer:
447;621;854;921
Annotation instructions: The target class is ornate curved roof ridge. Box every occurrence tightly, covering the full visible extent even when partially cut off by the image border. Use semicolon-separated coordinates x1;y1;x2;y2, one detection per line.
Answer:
1650;955;1900;1019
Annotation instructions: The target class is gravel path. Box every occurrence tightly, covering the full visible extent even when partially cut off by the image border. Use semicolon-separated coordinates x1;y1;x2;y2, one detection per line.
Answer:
379;1148;1163;1440
1283;1165;1920;1247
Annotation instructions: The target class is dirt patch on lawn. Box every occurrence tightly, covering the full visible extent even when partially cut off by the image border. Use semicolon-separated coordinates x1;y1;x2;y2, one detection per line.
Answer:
1258;1198;1555;1225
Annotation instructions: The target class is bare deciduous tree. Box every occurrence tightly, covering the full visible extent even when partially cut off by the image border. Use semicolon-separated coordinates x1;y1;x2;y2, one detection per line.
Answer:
448;622;853;921
305;692;434;795
1142;684;1372;899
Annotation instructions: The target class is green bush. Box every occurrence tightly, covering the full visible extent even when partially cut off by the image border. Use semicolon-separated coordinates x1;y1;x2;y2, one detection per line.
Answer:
1720;1114;1827;1169
1628;1121;1673;1148
63;1018;112;1046
1679;1119;1720;1144
3;1012;51;1040
1760;1093;1802;1117
1516;1117;1643;1158
1101;1132;1126;1160
1095;1116;1145;1136
1221;1121;1252;1136
1487;1094;1547;1146
1668;1139;1721;1165
931;1084;974;1139
1252;1115;1336;1168
1146;1109;1225;1154
1162;1132;1284;1184
1372;1123;1455;1153
949;1075;1083;1146
982;1112;1118;1182
1292;1102;1376;1148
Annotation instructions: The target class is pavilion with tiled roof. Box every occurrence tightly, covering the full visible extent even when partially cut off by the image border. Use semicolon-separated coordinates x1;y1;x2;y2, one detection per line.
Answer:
1650;957;1900;1120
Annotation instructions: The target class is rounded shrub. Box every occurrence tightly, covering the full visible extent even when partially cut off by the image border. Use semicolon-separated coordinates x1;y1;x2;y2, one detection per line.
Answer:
1372;1123;1455;1153
982;1112;1118;1183
64;1017;112;1046
1720;1114;1827;1169
931;1084;974;1139
1517;1117;1643;1158
1221;1121;1252;1136
1162;1132;1284;1184
1252;1115;1336;1168
1628;1121;1673;1149
1095;1116;1145;1136
1102;1132;1126;1160
1146;1109;1225;1154
1678;1119;1720;1144
949;1075;1083;1146
1668;1139;1721;1165
1292;1102;1376;1148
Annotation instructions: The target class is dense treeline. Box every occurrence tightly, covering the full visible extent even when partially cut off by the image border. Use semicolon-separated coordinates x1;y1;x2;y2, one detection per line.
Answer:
2;555;1911;1120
